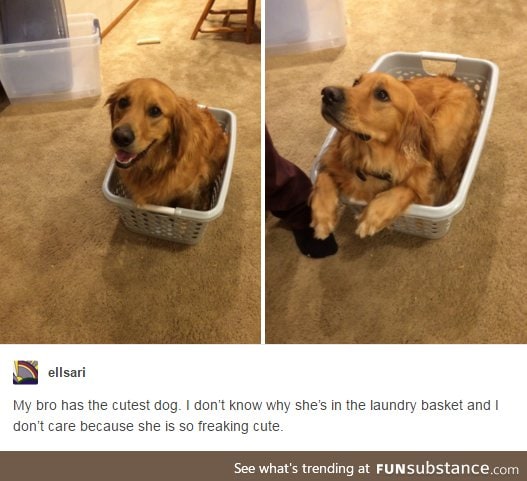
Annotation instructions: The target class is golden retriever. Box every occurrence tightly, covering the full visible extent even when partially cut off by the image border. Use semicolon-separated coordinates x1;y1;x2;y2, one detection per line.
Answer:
310;72;480;238
106;78;228;210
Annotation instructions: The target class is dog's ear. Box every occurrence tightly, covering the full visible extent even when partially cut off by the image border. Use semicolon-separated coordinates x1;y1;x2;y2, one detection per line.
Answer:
170;114;182;160
105;90;119;126
105;82;128;126
399;104;435;162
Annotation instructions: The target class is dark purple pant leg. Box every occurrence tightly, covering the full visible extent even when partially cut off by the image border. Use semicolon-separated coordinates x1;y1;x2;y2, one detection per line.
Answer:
265;126;312;229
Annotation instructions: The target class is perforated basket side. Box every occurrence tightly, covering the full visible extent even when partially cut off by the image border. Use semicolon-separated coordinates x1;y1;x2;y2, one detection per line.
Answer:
390;215;452;239
117;206;207;244
105;163;214;244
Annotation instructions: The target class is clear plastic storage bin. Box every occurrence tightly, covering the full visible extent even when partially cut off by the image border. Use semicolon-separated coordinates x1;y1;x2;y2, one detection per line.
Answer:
0;13;101;102
266;0;347;55
311;52;499;239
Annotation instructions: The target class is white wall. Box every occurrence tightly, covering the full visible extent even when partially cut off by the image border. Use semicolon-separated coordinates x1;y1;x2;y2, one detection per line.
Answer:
65;0;137;34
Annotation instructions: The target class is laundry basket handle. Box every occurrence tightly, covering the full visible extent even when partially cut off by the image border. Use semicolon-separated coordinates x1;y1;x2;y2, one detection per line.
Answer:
417;51;462;63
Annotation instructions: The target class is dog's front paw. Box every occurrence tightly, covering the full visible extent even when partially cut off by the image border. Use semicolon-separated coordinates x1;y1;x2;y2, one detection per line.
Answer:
132;196;147;209
310;201;338;240
355;208;388;238
309;172;340;240
355;219;382;238
310;217;335;240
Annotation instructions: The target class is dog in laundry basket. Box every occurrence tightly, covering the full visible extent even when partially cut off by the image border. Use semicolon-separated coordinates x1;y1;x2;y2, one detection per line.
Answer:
310;72;480;239
106;78;228;210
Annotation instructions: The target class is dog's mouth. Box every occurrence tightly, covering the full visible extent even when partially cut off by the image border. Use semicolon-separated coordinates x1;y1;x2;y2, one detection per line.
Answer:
321;104;340;126
354;132;371;142
114;141;156;169
321;106;372;141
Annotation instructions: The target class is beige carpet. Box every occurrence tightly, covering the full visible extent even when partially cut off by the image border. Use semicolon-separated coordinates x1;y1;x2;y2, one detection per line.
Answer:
266;0;527;343
0;0;260;343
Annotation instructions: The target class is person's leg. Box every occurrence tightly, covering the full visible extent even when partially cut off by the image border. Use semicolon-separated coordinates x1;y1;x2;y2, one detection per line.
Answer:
265;127;337;258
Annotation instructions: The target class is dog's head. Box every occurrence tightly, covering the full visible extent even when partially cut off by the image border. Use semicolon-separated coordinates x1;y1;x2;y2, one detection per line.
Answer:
321;72;433;159
105;78;186;169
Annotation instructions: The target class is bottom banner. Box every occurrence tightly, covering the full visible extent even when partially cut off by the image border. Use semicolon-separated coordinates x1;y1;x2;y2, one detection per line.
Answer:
1;452;524;480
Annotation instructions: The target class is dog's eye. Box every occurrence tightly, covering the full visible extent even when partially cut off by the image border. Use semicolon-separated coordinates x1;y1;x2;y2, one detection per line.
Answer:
117;97;130;109
353;79;360;87
374;88;390;102
148;106;163;118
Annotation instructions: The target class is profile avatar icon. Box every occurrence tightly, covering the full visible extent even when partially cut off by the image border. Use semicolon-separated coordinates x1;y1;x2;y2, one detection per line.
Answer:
13;361;38;385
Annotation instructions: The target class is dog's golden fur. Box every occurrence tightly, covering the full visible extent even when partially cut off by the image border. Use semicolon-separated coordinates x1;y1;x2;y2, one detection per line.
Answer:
311;72;481;238
106;78;228;210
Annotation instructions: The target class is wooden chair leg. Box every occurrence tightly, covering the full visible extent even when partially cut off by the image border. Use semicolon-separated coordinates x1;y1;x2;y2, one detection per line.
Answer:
245;0;256;43
191;0;216;40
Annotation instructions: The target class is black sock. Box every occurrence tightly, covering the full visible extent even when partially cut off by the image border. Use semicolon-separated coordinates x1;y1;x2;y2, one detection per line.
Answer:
292;227;338;258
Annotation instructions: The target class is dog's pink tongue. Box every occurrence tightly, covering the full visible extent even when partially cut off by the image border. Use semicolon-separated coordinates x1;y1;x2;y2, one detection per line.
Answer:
115;150;136;164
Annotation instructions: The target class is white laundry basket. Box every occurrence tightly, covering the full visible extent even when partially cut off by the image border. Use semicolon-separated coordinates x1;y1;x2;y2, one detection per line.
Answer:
311;51;499;239
102;107;236;244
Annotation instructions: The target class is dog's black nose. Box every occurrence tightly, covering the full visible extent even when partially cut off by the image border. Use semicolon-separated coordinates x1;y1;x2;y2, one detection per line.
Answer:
321;87;345;105
112;125;135;147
